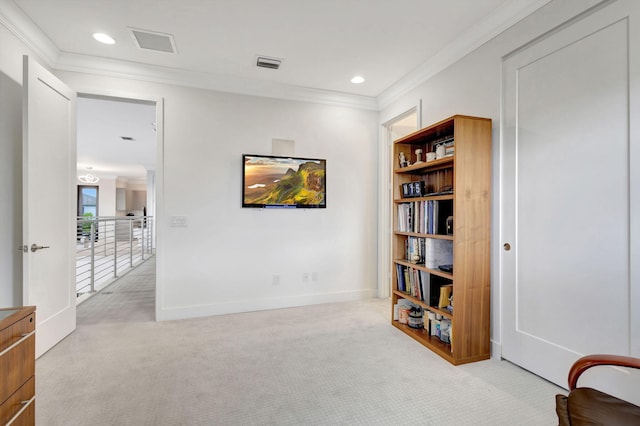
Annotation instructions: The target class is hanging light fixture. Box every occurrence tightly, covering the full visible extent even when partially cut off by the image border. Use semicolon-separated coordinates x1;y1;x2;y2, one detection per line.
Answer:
79;166;99;184
78;173;100;184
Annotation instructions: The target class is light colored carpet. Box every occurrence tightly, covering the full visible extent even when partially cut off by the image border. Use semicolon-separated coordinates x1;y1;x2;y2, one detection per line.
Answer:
36;257;563;425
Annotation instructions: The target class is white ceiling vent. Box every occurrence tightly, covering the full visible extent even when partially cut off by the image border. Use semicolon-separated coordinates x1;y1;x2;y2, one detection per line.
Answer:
256;56;282;70
129;28;177;54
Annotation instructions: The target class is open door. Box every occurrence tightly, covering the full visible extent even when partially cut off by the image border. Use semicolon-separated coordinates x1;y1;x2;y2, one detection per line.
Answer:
22;56;77;357
500;0;639;393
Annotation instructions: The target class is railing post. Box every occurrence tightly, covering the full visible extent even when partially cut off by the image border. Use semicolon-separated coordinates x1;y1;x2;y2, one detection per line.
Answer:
129;219;134;267
113;219;118;278
141;218;145;261
90;221;95;293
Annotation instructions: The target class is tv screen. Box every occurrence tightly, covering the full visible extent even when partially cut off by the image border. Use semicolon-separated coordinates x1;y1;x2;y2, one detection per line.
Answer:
242;154;326;208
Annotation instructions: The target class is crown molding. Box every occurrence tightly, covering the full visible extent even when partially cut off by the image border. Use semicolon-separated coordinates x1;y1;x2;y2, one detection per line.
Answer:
1;0;549;112
0;0;59;66
55;52;379;110
376;0;553;110
0;0;377;110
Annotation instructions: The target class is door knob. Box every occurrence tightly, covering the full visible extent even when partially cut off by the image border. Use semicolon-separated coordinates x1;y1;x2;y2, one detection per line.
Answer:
30;244;50;252
503;243;511;251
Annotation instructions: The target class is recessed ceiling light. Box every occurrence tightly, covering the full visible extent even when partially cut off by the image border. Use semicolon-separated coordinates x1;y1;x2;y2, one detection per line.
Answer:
93;33;115;45
351;75;365;84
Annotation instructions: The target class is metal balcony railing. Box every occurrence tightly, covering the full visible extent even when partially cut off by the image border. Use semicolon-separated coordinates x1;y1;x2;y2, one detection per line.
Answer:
76;216;154;298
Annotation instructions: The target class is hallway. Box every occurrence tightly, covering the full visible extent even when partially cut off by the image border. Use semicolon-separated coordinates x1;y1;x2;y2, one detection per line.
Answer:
76;255;156;325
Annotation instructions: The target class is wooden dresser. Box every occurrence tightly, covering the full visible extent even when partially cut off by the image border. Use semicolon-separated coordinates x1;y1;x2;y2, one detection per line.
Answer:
0;306;35;426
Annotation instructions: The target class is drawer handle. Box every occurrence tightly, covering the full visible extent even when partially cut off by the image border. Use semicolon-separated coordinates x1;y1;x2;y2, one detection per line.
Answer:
6;396;35;425
0;330;35;357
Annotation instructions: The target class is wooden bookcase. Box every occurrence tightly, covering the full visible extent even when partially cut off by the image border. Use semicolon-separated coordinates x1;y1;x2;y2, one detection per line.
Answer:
391;115;491;365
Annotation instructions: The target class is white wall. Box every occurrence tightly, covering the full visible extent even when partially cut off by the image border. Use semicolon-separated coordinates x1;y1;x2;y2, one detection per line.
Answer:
55;70;379;320
379;0;602;357
0;23;45;307
97;178;116;217
3;0;598;327
0;60;22;307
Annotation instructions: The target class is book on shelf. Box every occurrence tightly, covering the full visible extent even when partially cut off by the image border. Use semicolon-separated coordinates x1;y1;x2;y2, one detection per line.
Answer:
405;236;426;264
420;270;430;305
395;263;406;292
438;284;453;308
420;273;428;302
429;201;437;234
397;199;453;235
401;237;453;272
395;264;455;307
424;238;453;269
427;275;453;307
412;268;422;301
396;264;427;302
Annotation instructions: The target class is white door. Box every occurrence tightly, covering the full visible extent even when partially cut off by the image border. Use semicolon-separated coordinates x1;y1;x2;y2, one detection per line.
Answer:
501;0;639;390
22;56;77;358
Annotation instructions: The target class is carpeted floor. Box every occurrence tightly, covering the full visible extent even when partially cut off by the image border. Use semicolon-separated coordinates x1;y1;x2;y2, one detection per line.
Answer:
36;257;564;425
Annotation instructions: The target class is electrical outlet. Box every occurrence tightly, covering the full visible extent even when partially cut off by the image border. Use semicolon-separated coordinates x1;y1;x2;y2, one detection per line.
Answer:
273;274;280;285
302;273;310;282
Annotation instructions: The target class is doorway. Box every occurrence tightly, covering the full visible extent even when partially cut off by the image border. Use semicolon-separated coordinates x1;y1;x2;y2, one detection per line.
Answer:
75;94;161;317
378;105;420;298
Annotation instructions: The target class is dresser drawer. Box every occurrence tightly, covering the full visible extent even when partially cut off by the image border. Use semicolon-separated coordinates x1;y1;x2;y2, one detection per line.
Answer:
0;376;35;426
0;311;35;405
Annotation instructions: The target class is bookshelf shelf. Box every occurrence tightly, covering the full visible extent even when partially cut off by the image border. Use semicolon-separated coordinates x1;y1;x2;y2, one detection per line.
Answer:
391;114;491;365
394;231;454;241
393;259;453;280
394;194;454;203
394;156;454;174
391;322;453;362
392;290;453;319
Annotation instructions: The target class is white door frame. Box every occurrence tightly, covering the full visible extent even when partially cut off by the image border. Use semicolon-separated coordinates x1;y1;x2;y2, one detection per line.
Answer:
74;89;164;321
377;102;421;298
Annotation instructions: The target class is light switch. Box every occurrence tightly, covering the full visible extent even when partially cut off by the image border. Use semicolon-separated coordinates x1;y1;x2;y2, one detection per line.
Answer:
170;216;187;227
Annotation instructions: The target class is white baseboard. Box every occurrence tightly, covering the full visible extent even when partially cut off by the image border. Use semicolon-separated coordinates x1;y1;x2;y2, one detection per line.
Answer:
491;340;502;360
157;289;377;321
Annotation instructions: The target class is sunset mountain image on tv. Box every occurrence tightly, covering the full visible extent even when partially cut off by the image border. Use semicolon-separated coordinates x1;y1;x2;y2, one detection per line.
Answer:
242;154;326;208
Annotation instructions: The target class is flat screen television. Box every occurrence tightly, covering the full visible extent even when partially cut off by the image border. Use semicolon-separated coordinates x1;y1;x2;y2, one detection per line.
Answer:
242;154;326;208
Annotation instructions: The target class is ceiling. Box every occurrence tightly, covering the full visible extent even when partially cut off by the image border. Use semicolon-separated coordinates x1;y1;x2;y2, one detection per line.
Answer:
7;0;550;105
2;0;550;181
77;96;156;182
